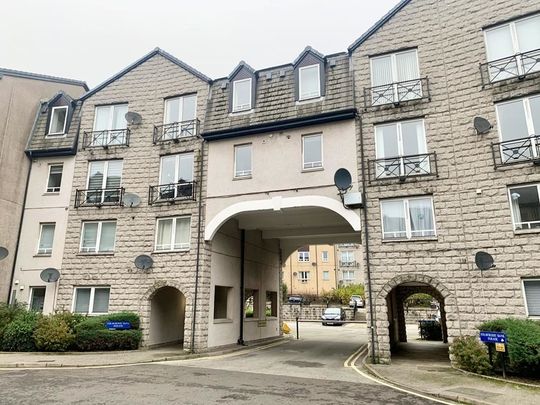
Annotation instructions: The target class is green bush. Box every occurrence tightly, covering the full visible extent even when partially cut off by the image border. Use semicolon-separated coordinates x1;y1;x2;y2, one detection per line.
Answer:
0;303;26;344
75;330;142;351
478;318;540;377
405;293;433;308
1;311;40;352
450;336;492;375
102;312;140;329
53;311;85;332
33;316;74;352
322;284;365;305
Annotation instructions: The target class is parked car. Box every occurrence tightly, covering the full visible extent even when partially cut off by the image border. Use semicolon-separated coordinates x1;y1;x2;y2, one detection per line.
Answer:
349;295;364;308
321;307;346;326
287;295;305;305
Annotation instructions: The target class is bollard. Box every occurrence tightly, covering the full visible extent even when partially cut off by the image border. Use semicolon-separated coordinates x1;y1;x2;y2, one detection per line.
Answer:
296;316;299;340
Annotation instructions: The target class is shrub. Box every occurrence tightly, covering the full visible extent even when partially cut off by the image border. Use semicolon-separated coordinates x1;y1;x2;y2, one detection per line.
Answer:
33;316;74;352
75;330;142;351
0;303;26;344
1;311;40;352
53;311;85;332
450;336;492;375
478;318;540;377
322;284;365;305
103;312;140;329
405;293;433;308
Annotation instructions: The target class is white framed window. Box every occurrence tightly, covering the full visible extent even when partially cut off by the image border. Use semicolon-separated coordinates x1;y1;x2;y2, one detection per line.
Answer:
232;78;252;112
381;197;436;240
29;287;46;312
155;216;191;251
508;184;540;230
80;221;117;253
342;270;355;282
299;65;321;100
484;14;540;81
522;279;540;317
47;106;68;135
302;133;323;170
158;153;194;199
37;223;55;255
234;144;252;178
46;164;63;193
321;250;329;262
298;271;310;283
370;49;420;105
72;287;110;314
322;271;330;281
340;251;355;265
162;94;197;139
92;104;128;146
297;247;310;262
87;160;123;204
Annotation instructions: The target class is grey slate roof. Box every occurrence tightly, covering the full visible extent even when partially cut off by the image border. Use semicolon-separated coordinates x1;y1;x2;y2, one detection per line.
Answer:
202;52;354;137
0;67;88;91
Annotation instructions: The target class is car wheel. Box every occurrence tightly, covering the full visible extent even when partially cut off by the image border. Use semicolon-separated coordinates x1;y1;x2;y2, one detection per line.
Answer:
322;322;326;326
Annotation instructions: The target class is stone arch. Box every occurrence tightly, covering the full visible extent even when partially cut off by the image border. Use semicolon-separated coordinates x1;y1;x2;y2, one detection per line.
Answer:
377;274;453;302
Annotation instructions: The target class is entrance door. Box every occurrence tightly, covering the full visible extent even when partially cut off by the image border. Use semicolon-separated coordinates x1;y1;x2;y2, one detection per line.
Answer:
30;287;46;312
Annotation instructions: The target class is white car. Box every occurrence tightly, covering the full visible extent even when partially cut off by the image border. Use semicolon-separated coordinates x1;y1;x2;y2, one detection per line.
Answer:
349;295;364;308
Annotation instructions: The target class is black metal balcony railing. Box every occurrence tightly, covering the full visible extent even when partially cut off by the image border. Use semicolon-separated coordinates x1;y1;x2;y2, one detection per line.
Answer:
480;48;540;85
363;77;430;108
368;152;438;183
491;135;540;168
75;188;124;208
339;260;359;268
153;119;199;143
82;129;130;149
148;181;197;205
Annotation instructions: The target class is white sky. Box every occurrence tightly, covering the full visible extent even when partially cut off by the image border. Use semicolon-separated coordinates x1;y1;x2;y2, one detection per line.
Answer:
2;0;400;87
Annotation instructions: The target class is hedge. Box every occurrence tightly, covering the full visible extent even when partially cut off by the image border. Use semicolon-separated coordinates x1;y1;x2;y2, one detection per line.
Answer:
33;316;74;352
75;329;142;351
1;311;41;352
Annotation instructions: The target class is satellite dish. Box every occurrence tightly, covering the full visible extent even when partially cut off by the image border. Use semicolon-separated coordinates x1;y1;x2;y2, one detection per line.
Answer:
134;255;154;270
125;111;142;125
123;193;141;208
0;246;8;260
334;168;352;192
40;268;60;283
474;117;492;135
475;251;495;270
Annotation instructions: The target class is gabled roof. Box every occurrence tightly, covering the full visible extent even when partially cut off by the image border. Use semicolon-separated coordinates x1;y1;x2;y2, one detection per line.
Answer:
293;46;325;67
228;61;256;80
348;0;412;53
0;67;88;90
45;90;75;108
80;47;212;101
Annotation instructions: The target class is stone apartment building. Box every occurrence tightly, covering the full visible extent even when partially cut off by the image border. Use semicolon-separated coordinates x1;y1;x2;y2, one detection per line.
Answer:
0;68;87;303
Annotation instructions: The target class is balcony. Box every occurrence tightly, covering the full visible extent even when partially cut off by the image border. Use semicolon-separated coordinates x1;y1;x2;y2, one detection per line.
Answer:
339;260;359;268
368;152;438;183
82;129;130;149
363;77;430;109
480;48;540;85
148;181;197;205
491;135;540;168
75;188;124;208
153;119;199;143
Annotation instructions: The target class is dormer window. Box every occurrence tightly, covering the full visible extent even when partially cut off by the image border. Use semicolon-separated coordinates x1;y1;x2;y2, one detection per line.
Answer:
299;65;321;100
232;78;252;112
48;106;68;135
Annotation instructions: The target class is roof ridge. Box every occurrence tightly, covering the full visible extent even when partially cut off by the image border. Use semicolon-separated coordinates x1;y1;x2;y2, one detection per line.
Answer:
0;67;88;90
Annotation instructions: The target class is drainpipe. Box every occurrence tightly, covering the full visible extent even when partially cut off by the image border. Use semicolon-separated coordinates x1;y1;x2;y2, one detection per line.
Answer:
238;229;246;345
314;246;319;296
190;141;205;353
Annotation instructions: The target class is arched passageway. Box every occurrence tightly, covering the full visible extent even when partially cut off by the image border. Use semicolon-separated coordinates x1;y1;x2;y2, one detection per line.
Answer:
149;286;186;347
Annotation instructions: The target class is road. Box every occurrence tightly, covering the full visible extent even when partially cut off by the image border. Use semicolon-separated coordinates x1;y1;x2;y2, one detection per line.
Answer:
0;323;437;404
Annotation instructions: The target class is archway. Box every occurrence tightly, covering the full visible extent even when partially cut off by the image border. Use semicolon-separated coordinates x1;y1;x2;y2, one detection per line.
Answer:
149;286;186;347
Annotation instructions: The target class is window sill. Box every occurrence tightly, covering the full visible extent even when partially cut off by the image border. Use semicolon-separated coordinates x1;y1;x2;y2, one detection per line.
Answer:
302;167;324;173
33;254;52;258
213;318;233;324
43;192;61;196
77;252;115;256
45;134;66;138
382;237;438;243
296;96;324;105
513;228;540;235
233;175;252;181
229;109;254;116
152;249;190;254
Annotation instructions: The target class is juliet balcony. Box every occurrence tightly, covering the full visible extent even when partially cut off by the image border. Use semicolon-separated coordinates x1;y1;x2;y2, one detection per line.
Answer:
148;181;197;205
363;77;431;109
491;135;540;168
339;260;359;268
367;152;438;183
480;48;540;85
153;119;200;144
75;188;125;208
82;129;130;149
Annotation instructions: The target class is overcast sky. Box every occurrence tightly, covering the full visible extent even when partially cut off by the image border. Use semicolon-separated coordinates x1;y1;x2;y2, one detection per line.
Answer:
2;0;400;87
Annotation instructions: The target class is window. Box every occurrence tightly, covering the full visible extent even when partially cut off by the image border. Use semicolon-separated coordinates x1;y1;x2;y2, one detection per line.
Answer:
245;289;259;318
321;250;329;262
159;153;194;199
87;160;123;204
302;134;322;170
266;291;278;317
322;271;330;281
73;287;110;314
375;119;429;178
496;96;540;163
155;216;191;251
80;221;117;253
370;49;421;105
37;223;55;255
340;251;355;266
234;144;252;178
484;14;540;81
29;287;46;312
232;78;252;112
46;164;63;193
298;271;310;283
381;197;436;240
299;65;321;100
508;184;540;230
297;247;310;262
92;104;128;146
342;270;355;282
48;106;68;135
523;279;540;316
214;286;232;320
163;94;197;139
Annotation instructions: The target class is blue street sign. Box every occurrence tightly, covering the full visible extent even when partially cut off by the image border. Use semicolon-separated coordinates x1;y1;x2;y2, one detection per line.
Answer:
105;321;131;330
479;331;507;343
